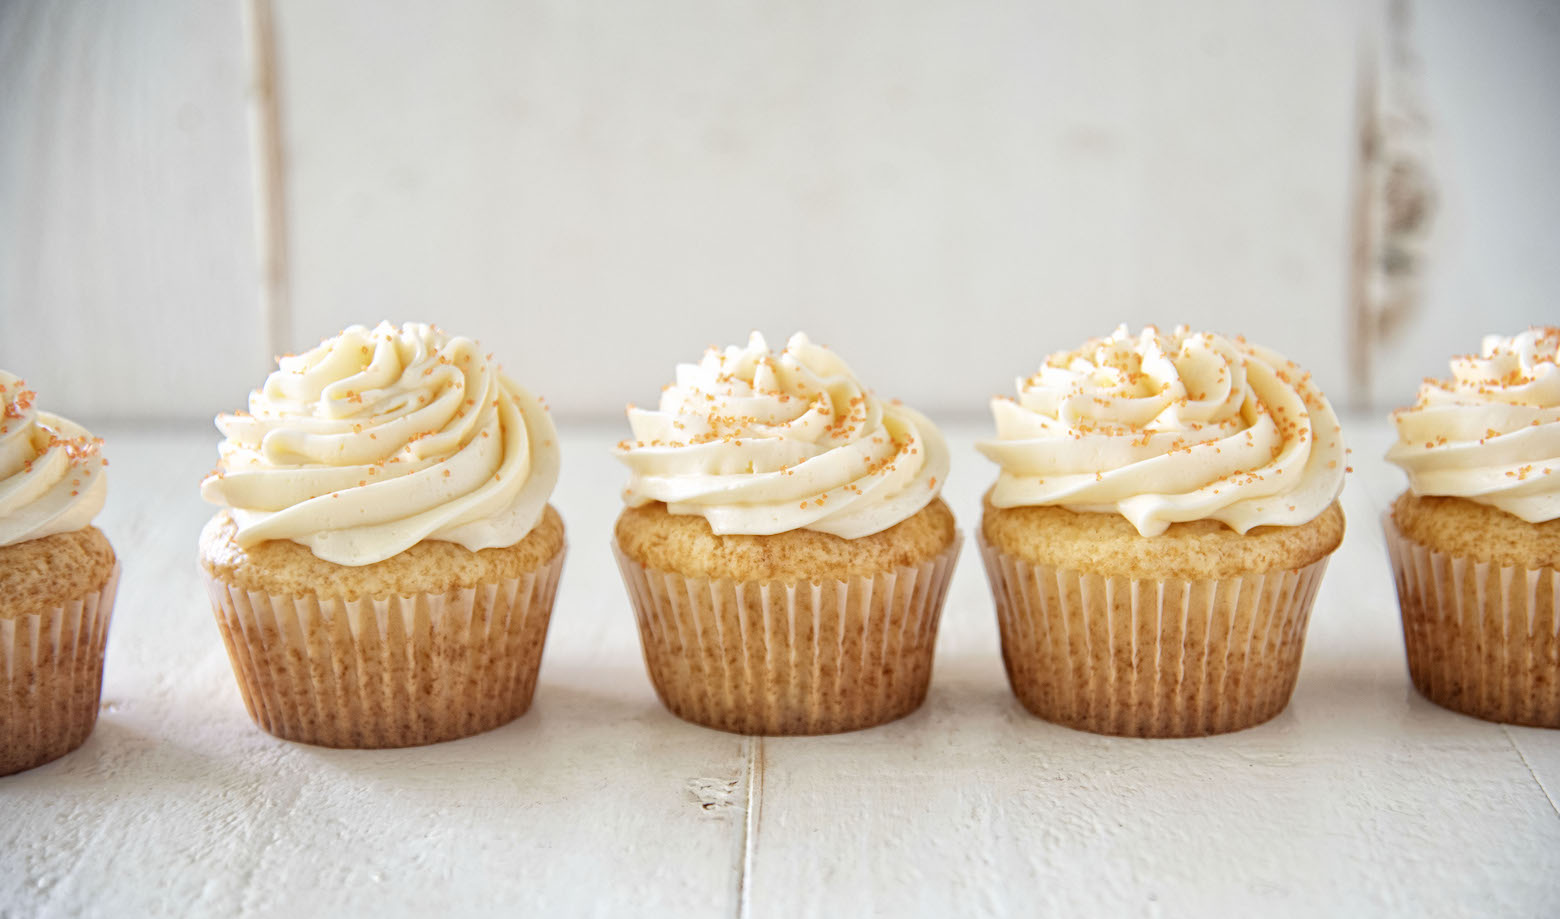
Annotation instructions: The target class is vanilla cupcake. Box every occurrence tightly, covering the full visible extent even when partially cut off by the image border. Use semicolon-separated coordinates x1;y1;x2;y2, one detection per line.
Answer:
1384;327;1560;727
613;332;959;735
199;322;564;748
976;326;1346;737
0;373;118;775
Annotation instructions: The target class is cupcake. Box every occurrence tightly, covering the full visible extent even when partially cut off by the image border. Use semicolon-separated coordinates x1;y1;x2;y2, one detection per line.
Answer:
976;326;1346;737
199;322;564;748
1383;326;1560;727
0;373;118;775
612;332;959;735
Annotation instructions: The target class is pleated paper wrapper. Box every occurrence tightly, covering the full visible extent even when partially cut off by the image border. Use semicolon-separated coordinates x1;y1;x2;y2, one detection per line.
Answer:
614;537;961;736
1383;513;1559;727
979;534;1329;737
203;548;565;749
1;565;120;776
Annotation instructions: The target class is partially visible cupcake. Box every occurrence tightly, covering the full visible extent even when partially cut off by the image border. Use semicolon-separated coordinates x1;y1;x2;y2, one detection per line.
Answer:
613;332;959;735
976;326;1346;737
1384;327;1560;727
0;373;118;775
199;322;564;748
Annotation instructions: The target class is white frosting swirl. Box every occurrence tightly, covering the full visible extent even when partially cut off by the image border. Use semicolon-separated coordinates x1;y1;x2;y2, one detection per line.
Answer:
615;332;948;538
0;373;108;547
1386;326;1560;523
201;322;559;566
977;325;1346;537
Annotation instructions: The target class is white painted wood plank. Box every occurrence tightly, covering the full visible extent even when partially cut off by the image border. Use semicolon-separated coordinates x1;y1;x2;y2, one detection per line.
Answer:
0;0;266;423
748;417;1560;918
0;426;748;918
272;0;1360;417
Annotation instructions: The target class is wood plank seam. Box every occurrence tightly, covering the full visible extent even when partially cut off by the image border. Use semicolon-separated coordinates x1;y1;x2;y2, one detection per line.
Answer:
1346;33;1376;412
736;735;764;919
242;0;290;360
1502;725;1560;821
1347;0;1437;410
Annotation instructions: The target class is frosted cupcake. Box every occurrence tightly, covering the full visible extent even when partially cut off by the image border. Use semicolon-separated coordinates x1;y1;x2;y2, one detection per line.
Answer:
199;322;564;748
1384;327;1560;727
612;332;959;735
976;326;1346;737
0;373;118;775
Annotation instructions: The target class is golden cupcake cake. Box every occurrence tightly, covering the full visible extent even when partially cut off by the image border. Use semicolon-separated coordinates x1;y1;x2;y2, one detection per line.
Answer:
1384;326;1560;727
976;326;1346;737
199;322;565;748
613;332;959;735
0;373;119;775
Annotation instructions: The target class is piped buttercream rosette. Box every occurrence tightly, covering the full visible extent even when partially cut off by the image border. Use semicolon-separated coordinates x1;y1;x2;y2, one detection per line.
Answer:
0;372;107;548
615;332;948;539
200;322;559;566
977;325;1346;537
1386;326;1560;523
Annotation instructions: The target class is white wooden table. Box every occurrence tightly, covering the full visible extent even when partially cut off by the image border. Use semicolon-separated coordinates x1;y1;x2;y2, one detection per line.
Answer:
2;417;1556;918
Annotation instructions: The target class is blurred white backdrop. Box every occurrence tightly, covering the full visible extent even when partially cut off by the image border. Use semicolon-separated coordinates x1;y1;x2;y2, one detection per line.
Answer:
1;0;1555;424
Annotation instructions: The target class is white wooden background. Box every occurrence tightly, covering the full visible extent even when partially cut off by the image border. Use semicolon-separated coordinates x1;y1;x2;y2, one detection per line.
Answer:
2;0;1556;425
3;6;1560;915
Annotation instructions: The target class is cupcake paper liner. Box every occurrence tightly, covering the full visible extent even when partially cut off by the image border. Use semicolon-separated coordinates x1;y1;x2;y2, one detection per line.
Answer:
613;536;961;735
978;534;1329;737
1383;513;1560;727
204;547;565;748
1;565;120;776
